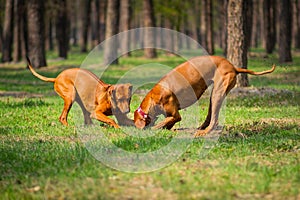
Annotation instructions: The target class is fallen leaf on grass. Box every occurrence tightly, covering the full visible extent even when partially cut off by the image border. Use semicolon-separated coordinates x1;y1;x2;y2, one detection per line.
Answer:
26;186;40;192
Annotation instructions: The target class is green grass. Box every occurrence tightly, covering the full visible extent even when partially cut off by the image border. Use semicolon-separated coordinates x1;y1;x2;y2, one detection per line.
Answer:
0;49;299;199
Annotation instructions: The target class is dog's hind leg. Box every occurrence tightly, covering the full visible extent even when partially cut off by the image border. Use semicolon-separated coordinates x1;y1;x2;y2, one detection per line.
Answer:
59;98;73;126
75;95;93;125
198;95;212;130
195;73;236;137
56;86;76;126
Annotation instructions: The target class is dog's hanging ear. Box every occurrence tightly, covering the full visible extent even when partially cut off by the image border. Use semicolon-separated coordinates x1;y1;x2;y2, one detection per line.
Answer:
107;85;115;96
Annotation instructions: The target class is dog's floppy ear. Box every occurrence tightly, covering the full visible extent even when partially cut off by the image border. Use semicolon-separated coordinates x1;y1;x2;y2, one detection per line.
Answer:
126;83;133;93
107;85;115;95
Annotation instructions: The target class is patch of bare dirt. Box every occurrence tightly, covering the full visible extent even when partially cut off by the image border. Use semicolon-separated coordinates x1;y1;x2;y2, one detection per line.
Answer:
228;87;292;97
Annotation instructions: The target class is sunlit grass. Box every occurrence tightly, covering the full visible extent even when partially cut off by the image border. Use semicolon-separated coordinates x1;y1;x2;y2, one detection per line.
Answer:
0;48;299;199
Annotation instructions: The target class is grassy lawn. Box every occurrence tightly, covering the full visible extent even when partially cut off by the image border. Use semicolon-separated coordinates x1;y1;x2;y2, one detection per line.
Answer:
0;49;299;199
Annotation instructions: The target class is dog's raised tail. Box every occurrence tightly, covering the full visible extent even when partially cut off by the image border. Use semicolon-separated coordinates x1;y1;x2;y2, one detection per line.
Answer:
26;56;56;82
235;64;276;75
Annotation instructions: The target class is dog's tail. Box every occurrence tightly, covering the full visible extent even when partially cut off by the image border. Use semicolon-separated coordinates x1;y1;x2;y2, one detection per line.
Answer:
235;64;276;75
26;56;56;82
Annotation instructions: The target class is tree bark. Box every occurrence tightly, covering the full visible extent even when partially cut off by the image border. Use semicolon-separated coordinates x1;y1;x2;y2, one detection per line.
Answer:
200;0;207;50
79;0;91;52
293;0;300;49
119;0;131;57
2;0;14;62
91;0;100;48
143;0;157;58
245;0;253;50
227;0;249;87
103;0;120;65
55;0;69;58
99;0;107;44
13;0;25;62
251;0;260;48
70;0;78;47
278;0;293;63
205;0;214;55
263;0;276;54
27;0;47;68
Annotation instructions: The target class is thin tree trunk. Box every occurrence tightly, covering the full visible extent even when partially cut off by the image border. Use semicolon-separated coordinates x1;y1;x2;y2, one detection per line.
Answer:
278;0;293;63
227;0;249;87
27;0;47;68
70;0;78;46
223;0;228;56
164;18;174;55
217;0;226;49
143;0;157;58
2;0;14;62
56;0;69;58
119;0;131;57
263;0;276;54
13;0;24;62
91;0;100;48
79;0;91;52
103;0;119;65
99;0;107;44
293;0;300;49
200;0;207;50
245;0;253;50
251;0;259;48
205;0;214;55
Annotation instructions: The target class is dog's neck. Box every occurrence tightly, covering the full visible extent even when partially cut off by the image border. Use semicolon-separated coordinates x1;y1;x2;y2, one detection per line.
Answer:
139;94;159;120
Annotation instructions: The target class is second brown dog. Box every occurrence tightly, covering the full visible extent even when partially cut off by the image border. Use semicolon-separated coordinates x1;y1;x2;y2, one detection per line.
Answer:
27;57;133;128
134;56;275;136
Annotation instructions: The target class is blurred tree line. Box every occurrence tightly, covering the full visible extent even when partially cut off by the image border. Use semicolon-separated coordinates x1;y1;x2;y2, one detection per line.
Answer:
0;0;298;69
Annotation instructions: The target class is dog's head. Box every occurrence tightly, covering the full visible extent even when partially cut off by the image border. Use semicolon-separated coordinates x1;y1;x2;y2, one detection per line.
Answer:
134;107;151;129
109;83;133;114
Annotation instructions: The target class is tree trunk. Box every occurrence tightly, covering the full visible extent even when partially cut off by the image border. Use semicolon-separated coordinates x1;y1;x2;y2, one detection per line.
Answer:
46;20;53;51
103;0;119;65
217;0;226;49
2;0;14;62
99;0;107;44
91;0;100;48
245;0;253;49
205;0;214;55
200;1;207;50
164;18;175;55
55;0;69;58
227;0;249;87
119;0;131;57
263;0;276;54
143;0;157;58
79;0;91;52
70;0;78;46
223;0;228;56
251;0;260;48
278;0;293;63
27;0;47;68
13;0;25;62
293;0;300;49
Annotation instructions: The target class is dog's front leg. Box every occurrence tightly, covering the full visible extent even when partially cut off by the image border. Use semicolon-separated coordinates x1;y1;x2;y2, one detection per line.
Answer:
153;114;181;130
91;111;120;128
115;114;134;126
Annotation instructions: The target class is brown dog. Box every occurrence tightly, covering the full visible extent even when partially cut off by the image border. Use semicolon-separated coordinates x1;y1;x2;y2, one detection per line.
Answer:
134;56;275;136
27;58;133;128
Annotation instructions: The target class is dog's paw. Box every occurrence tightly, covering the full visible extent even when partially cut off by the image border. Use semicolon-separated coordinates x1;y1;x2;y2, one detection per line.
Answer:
194;130;208;137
